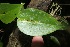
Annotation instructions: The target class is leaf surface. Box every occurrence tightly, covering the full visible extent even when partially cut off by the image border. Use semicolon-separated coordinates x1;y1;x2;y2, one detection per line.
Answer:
0;3;23;24
17;8;64;36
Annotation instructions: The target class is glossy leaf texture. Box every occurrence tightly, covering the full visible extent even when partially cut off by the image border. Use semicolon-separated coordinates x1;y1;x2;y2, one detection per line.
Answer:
0;3;23;24
17;8;64;36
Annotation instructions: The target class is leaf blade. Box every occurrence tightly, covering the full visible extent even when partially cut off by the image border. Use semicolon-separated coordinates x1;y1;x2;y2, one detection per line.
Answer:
0;3;23;24
17;8;64;36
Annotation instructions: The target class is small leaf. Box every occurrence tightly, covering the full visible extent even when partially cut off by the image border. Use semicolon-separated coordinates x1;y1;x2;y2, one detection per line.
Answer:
0;3;24;24
50;36;60;45
17;8;64;36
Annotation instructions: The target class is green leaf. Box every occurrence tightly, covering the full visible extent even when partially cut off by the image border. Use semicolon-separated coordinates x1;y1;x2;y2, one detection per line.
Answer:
0;3;24;24
50;36;60;45
17;8;64;36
